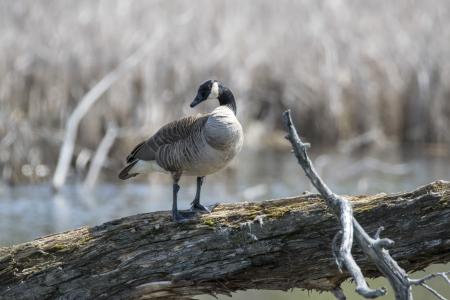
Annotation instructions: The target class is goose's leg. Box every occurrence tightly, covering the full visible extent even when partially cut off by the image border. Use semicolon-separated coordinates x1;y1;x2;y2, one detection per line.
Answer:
191;176;210;213
171;172;187;222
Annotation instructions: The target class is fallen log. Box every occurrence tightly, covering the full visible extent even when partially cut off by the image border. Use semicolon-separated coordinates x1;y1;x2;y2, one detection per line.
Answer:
0;181;449;299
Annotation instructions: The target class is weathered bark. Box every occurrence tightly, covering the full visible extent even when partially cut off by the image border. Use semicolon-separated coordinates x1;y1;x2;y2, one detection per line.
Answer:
0;181;449;299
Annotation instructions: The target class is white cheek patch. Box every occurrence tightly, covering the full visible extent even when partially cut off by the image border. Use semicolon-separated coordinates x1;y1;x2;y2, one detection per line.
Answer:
208;81;219;99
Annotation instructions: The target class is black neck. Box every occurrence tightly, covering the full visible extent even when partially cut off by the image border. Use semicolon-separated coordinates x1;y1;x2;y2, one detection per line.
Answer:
218;87;237;115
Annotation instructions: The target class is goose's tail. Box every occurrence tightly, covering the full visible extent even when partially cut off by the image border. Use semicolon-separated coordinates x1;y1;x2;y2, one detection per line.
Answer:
118;160;139;180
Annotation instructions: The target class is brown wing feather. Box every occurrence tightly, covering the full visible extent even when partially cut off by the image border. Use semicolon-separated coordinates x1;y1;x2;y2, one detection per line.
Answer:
126;114;208;163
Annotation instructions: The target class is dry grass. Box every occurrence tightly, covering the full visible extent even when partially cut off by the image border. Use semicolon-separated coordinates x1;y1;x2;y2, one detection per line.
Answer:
1;0;450;183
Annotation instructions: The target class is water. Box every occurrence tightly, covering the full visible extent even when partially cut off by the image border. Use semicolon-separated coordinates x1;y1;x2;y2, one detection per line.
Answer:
0;148;449;299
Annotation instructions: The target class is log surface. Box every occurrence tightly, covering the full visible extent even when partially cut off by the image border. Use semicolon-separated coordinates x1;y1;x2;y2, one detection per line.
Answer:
1;181;449;299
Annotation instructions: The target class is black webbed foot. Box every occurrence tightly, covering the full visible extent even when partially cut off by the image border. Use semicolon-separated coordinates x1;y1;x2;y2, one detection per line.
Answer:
190;202;211;213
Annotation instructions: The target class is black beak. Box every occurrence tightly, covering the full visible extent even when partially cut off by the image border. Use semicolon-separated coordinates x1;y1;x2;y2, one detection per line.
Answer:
190;95;203;108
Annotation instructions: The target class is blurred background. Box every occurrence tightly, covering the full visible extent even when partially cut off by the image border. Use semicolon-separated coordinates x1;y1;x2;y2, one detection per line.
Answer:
0;0;449;299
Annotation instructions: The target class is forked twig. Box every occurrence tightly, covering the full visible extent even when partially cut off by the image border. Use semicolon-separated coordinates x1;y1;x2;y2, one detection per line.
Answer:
409;271;450;300
282;109;384;298
282;109;449;300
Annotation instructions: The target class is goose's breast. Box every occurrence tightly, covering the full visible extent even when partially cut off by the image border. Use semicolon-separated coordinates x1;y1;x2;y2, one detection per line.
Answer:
204;110;243;152
183;111;243;176
183;142;235;176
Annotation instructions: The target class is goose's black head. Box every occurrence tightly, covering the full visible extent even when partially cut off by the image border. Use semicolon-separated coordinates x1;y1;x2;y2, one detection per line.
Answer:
190;80;220;107
190;80;237;114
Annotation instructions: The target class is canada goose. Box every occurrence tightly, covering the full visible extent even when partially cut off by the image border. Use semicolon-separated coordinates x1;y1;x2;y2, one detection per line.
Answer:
119;80;243;221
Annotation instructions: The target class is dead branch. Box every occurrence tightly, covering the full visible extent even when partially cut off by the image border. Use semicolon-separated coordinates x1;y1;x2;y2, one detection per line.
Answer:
83;122;118;189
0;181;449;299
282;109;450;300
52;30;163;191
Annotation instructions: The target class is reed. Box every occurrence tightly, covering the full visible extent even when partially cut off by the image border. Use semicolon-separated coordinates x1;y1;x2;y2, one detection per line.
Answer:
1;0;449;183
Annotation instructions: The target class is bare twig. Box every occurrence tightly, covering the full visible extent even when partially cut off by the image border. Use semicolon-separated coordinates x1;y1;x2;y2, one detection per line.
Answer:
374;226;384;239
282;109;449;300
409;271;450;286
52;30;163;191
83;122;118;189
409;272;450;300
283;109;385;298
420;283;447;300
332;230;343;273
